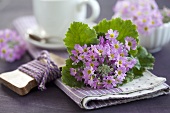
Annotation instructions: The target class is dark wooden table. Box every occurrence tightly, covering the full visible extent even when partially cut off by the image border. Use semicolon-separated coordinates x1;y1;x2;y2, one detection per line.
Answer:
0;0;170;113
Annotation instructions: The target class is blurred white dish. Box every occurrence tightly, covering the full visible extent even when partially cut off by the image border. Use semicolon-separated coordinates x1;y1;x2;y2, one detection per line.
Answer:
25;22;97;49
139;22;170;53
26;27;65;49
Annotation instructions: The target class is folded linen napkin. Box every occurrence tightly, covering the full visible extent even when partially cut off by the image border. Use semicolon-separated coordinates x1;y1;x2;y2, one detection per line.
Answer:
55;71;170;109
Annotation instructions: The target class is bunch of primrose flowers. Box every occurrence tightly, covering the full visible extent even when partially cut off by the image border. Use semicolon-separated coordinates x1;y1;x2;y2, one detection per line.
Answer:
70;29;137;89
113;0;163;35
0;29;26;62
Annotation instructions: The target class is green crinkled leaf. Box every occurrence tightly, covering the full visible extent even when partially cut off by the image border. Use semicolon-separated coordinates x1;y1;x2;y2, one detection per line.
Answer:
129;49;138;56
135;46;155;69
125;46;155;83
61;59;84;88
64;22;98;54
124;70;135;84
93;18;139;43
133;58;141;70
125;67;145;84
133;67;146;79
124;46;155;84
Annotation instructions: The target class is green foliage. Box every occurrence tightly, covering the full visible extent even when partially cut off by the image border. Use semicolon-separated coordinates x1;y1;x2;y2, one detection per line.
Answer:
125;46;155;83
135;46;155;69
93;18;139;43
61;59;84;87
94;18;139;56
64;22;98;54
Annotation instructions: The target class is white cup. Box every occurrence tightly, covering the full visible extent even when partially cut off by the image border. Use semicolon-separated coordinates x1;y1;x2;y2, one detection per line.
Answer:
32;0;100;44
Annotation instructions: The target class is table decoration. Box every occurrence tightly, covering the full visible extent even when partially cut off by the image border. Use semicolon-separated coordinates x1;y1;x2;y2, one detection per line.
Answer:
0;29;26;62
55;18;169;109
113;0;170;53
62;17;155;89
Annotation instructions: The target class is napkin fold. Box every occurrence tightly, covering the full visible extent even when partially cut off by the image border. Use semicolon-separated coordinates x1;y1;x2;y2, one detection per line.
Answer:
55;71;170;109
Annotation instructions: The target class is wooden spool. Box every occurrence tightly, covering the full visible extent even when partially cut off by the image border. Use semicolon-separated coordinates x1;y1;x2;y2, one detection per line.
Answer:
0;53;66;96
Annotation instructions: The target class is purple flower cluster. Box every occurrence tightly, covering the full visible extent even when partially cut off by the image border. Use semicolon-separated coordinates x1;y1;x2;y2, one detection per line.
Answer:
70;29;137;89
0;29;26;62
114;0;163;35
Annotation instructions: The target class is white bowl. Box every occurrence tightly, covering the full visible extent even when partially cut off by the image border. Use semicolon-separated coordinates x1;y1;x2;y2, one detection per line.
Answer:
139;22;170;53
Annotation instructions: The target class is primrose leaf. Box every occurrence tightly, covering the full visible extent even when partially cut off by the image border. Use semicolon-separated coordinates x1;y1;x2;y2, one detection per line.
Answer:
61;59;84;88
93;18;139;43
135;46;155;69
64;22;98;54
125;46;155;83
133;67;146;79
124;70;135;84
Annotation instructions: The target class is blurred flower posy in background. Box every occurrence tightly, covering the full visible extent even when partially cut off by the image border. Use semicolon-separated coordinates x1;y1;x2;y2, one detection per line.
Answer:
113;0;163;35
0;29;26;62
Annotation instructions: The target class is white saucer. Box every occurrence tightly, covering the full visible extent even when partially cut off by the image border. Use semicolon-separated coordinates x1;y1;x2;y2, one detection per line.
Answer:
25;21;97;49
25;27;66;49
